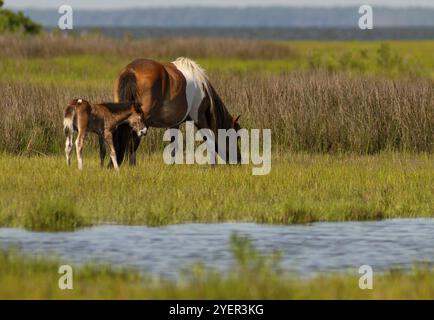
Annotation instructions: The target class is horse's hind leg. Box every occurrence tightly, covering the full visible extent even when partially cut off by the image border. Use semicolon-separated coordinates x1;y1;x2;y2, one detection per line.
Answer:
129;132;141;166
115;124;131;166
98;135;106;169
65;131;73;166
75;131;86;170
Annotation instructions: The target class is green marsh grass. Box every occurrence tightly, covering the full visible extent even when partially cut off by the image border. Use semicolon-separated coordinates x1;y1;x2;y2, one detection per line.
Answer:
1;34;434;77
0;153;432;228
1;234;434;299
0;34;432;228
0;33;432;300
23;198;90;232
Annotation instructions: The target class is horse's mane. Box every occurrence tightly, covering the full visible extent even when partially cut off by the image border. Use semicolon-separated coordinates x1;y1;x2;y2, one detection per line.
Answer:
172;57;234;131
172;57;211;94
208;83;234;130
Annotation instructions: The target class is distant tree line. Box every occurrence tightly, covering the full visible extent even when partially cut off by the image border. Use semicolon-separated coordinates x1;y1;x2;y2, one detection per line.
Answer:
0;0;41;34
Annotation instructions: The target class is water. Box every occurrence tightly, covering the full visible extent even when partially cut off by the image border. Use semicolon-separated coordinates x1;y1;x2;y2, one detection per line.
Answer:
57;27;434;41
1;219;434;278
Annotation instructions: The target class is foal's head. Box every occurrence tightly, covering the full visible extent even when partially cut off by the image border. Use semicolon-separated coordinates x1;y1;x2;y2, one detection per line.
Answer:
127;103;148;137
69;98;88;107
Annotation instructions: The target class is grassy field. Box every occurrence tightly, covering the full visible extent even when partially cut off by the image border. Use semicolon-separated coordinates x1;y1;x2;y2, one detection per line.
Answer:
2;235;434;299
1;34;433;155
2;35;434;78
0;153;432;230
0;33;432;300
0;34;431;228
1;42;434;87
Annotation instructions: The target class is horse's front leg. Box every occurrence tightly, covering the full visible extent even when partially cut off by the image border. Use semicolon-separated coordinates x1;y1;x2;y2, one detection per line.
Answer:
104;130;119;170
98;134;106;169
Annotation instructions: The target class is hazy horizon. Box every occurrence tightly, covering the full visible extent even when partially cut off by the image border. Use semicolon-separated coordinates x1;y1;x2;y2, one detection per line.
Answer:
5;0;434;9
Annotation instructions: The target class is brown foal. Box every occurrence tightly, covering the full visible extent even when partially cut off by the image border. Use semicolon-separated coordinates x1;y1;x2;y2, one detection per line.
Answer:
63;98;147;170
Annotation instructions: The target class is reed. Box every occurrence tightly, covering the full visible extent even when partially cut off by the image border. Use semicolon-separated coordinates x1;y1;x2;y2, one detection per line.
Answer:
0;72;432;155
0;33;296;60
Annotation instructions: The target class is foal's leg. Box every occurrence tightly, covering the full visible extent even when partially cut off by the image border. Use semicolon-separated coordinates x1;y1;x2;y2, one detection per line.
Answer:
98;135;106;169
104;131;119;170
75;130;86;170
65;131;73;166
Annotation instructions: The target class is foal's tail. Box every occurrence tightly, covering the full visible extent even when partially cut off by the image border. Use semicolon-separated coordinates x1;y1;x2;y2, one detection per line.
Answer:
63;105;75;137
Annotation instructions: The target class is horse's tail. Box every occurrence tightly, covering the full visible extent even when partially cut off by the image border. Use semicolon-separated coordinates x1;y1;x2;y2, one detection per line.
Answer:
117;70;138;101
114;70;139;165
63;105;75;137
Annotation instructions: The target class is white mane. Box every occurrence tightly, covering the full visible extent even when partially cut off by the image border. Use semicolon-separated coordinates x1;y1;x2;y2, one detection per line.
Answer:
171;57;214;124
172;57;211;96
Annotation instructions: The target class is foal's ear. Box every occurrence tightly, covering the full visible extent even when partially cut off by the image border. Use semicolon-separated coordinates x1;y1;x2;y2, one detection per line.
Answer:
233;115;241;125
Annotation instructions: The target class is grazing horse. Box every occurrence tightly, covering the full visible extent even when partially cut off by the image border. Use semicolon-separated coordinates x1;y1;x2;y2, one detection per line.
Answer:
112;57;241;166
63;98;147;170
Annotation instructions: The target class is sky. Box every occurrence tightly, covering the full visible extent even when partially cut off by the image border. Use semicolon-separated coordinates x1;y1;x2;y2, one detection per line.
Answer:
5;0;434;9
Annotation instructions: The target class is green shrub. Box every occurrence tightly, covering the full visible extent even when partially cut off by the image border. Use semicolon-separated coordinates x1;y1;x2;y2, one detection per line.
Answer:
0;2;41;34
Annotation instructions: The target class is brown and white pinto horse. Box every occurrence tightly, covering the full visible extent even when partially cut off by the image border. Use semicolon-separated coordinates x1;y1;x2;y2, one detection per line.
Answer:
112;57;241;166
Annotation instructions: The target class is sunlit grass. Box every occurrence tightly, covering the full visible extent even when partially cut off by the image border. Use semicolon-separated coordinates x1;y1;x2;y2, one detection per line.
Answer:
291;40;434;73
0;55;296;86
23;198;90;232
0;153;432;229
1;40;434;86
